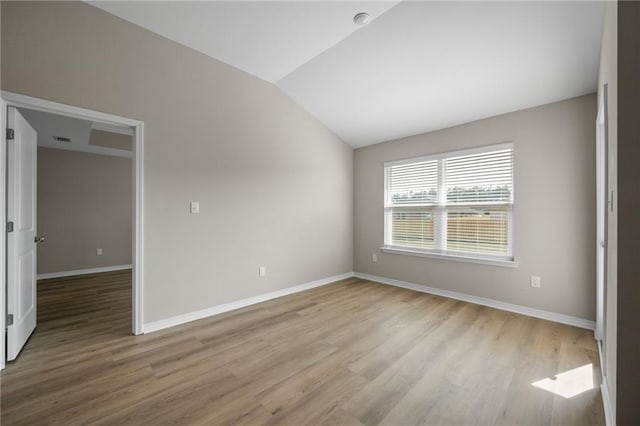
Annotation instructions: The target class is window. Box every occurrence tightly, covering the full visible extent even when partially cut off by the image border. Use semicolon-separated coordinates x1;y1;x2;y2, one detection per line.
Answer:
384;143;514;262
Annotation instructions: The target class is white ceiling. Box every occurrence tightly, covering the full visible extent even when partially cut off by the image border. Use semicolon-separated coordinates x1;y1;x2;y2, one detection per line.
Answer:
18;109;133;158
90;1;399;83
279;1;604;146
89;1;604;148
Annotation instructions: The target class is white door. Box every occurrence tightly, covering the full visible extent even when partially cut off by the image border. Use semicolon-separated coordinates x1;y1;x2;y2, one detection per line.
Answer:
6;106;38;361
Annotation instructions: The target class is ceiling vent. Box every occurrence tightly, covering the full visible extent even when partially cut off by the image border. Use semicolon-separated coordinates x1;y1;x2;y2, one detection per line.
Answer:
52;136;71;143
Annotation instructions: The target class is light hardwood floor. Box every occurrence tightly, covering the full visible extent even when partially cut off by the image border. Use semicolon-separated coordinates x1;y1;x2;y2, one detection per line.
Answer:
1;271;603;425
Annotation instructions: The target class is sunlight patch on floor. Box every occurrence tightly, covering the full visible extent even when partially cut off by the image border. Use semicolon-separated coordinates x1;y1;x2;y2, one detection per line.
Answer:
532;364;594;398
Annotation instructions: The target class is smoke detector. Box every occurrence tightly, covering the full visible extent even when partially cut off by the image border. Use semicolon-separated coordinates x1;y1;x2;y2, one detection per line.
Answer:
353;12;371;26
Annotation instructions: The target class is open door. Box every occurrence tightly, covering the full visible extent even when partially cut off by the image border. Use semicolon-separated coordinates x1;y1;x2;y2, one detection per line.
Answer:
6;106;38;361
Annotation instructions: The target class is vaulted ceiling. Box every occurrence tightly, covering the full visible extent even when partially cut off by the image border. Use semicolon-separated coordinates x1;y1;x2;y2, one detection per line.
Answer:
90;1;604;147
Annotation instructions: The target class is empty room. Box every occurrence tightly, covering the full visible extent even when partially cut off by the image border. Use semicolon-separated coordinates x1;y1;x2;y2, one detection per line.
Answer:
0;1;638;425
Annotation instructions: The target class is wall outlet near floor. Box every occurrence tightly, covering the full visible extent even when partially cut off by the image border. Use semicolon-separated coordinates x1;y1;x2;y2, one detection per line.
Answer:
371;253;378;263
530;275;541;288
259;266;266;278
96;248;103;256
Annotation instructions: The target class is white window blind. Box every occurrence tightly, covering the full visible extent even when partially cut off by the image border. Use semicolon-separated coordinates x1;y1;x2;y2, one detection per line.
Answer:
384;144;514;261
385;159;438;249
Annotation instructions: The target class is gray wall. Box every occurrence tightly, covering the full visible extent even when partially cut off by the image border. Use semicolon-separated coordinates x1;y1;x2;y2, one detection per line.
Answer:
598;1;617;422
90;129;132;150
37;147;132;275
355;95;596;320
1;1;353;323
617;1;640;423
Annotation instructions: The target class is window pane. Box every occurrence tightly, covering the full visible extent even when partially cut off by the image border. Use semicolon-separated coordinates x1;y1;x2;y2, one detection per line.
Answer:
391;209;435;249
446;149;513;205
384;145;514;260
387;160;438;206
446;207;510;255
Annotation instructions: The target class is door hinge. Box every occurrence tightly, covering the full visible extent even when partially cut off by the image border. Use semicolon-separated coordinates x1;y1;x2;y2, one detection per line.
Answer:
6;128;14;140
7;314;14;326
6;221;14;233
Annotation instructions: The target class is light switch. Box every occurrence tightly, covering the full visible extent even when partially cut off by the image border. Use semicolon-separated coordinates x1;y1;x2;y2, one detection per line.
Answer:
190;201;200;214
259;266;266;277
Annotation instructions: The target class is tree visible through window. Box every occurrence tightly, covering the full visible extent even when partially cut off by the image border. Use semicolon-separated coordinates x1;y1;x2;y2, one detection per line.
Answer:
384;144;514;260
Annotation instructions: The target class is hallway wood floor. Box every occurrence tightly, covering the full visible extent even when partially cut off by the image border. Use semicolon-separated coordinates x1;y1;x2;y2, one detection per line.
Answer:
1;271;603;425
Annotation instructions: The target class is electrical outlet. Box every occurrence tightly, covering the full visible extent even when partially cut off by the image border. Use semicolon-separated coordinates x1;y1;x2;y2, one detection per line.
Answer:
371;253;378;263
259;266;266;278
96;248;103;256
531;275;541;288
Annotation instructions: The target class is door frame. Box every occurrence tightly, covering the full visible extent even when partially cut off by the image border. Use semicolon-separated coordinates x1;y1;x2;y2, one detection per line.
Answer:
0;91;145;369
595;84;609;359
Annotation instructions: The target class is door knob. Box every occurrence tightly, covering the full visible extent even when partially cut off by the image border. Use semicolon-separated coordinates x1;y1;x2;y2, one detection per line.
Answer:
35;236;45;243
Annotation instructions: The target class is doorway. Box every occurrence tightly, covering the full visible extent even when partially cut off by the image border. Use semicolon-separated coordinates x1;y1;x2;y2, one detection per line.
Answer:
1;92;144;369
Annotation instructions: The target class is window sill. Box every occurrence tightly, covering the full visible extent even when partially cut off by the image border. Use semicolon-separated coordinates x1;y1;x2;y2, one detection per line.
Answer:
380;246;520;268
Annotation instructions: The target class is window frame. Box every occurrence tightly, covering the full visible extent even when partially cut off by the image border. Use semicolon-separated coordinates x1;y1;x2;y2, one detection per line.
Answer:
382;142;518;266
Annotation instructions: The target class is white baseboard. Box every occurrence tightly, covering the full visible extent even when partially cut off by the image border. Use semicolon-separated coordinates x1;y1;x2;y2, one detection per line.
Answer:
37;264;132;280
354;272;596;330
143;272;355;334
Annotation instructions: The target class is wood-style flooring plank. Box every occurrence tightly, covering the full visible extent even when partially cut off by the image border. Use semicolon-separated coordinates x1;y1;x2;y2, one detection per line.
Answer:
0;271;604;425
